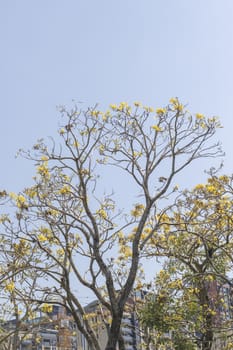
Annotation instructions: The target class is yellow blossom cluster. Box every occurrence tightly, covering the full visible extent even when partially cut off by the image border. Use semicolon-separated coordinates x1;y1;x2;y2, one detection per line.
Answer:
196;113;205;120
132;151;142;158
96;208;107;220
5;281;15;293
35;337;42;344
194;183;205;191
156;107;166;115
83;312;97;320
158;269;170;281
59;128;65;135
119;245;132;258
219;175;230;184
169;97;184;112
37;161;50;179
56;248;64;256
131;203;145;217
41;303;53;313
90;110;100;117
37;226;54;243
117;231;125;240
143;106;154;113
102;110;111;121
167;278;183;290
99;144;105;154
110;102;131;112
135;282;144;290
24;186;37;199
10;193;28;210
13;239;31;256
151;124;163;132
73;140;79;148
38;234;48;242
0;214;10;223
59;185;71;195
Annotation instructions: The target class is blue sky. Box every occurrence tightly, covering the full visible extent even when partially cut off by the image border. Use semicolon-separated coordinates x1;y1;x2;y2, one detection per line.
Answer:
1;0;233;303
1;0;233;191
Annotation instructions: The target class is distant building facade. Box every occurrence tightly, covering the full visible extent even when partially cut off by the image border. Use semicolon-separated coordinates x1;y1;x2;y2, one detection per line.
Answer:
2;305;77;350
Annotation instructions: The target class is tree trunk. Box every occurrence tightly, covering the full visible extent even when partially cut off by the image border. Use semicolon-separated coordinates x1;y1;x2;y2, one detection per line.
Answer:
118;331;126;350
199;285;214;350
105;315;122;350
202;313;214;350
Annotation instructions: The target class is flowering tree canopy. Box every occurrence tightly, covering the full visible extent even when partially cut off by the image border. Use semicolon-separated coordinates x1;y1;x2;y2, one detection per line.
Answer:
0;99;223;350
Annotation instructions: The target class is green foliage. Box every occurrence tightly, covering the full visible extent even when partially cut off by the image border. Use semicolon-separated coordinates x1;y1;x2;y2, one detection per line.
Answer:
139;296;170;333
172;333;196;350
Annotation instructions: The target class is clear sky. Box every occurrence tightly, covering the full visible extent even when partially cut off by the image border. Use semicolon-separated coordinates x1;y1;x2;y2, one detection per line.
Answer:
1;0;233;191
0;0;233;190
1;0;233;303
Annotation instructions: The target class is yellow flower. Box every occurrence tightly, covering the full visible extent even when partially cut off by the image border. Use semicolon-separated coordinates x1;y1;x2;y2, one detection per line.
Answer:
144;106;154;113
196;113;205;120
24;187;37;198
118;102;129;111
10;194;29;209
99;145;105;154
41;303;53;313
119;245;132;258
199;121;207;129
194;183;204;190
151;125;162;132
135;282;143;290
90;110;99;117
176;104;184;112
219;175;229;183
169;98;184;112
206;185;217;194
134;101;142;107
168;235;176;243
37;162;50;179
96;208;107;219
131;204;145;217
102;110;111;121
110;104;117;110
73;140;79;148
9;192;17;200
5;281;15;293
38;234;47;242
0;214;10;223
59;185;70;195
59;128;65;135
118;231;124;239
56;248;64;256
132;151;142;158
35;337;42;344
143;227;152;234
17;195;27;208
156;108;166;115
169;97;177;104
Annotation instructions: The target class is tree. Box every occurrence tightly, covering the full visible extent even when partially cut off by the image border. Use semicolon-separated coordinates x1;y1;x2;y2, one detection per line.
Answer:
138;288;197;350
0;193;53;350
143;175;233;350
0;99;223;350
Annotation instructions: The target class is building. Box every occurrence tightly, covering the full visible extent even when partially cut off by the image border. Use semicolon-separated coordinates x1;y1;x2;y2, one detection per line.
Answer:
1;305;77;350
78;292;144;350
